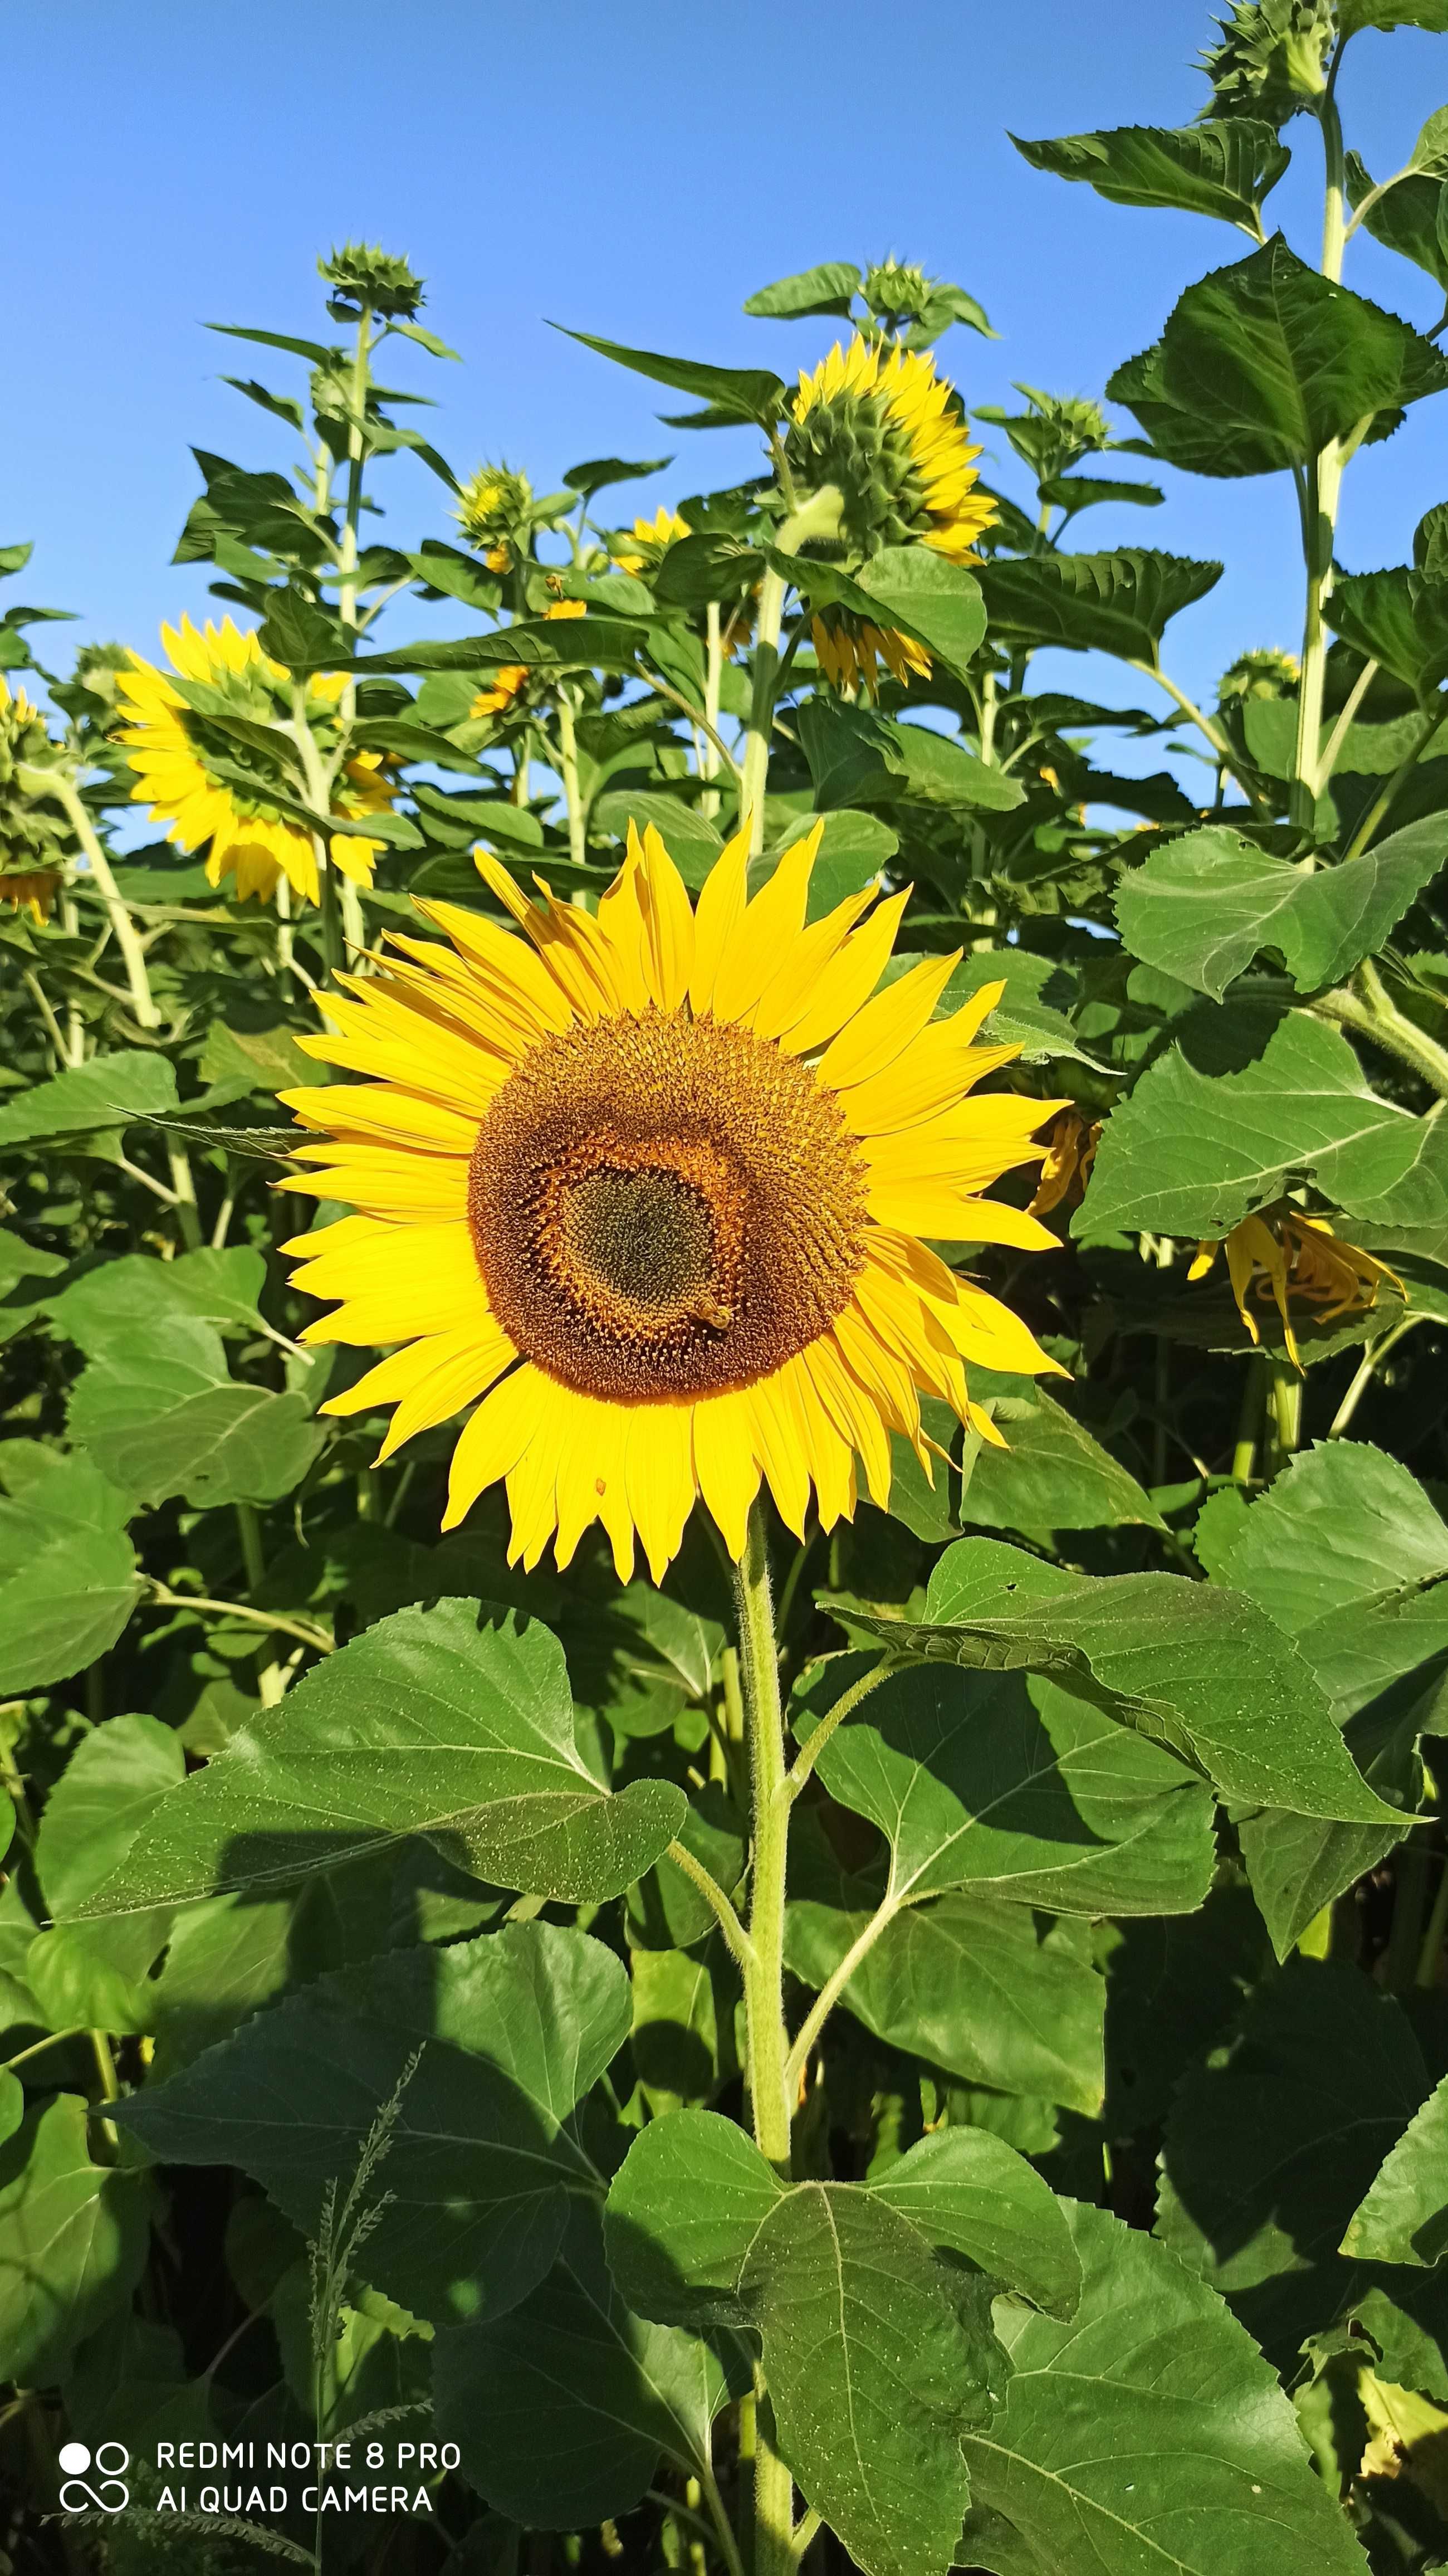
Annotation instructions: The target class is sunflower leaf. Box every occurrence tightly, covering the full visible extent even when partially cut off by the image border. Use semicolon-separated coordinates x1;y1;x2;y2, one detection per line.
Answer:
976;548;1222;661
555;326;787;427
0;1448;141;1695
843;1535;1400;1824
1114;818;1448;999
1343;2070;1448;2267
62;1599;688;1915
1012;120;1291;228
1077;1005;1448;1242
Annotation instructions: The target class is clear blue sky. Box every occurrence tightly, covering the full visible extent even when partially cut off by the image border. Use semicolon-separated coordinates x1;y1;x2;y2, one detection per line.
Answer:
8;0;1447;734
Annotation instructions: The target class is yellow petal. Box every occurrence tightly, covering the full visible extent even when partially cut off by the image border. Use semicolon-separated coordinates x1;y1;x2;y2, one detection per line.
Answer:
742;1367;813;1538
863;1184;1061;1248
776;888;912;1060
694;1388;763;1559
816;949;962;1091
688;819;750;1017
710;831;819;1027
281;1145;471;1224
635;824;695;1012
442;1364;538;1527
625;1399;696;1582
280;1085;480;1155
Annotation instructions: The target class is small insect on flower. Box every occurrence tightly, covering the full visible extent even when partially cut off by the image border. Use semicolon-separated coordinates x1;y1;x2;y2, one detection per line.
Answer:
785;333;996;699
117;618;395;906
281;821;1068;1582
1190;1202;1405;1370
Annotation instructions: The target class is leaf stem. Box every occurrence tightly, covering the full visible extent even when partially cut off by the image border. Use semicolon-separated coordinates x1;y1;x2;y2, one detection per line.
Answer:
786;1653;903;1800
1328;1313;1425;1437
1127;663;1263;807
1313;962;1448;1099
663;1839;755;1975
143;1580;332;1657
784;1890;907;2098
1342;706;1444;857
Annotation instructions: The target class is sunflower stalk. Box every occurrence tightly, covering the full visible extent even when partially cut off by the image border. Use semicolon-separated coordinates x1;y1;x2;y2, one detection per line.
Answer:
741;568;788;862
731;1503;798;2574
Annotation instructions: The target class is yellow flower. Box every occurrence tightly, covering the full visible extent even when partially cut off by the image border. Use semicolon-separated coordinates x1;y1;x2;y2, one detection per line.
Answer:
457;464;532;573
467;604;589;722
1190;1203;1405;1369
1028;1109;1100;1218
613;508;691;577
116;618;395;906
281;821;1066;1581
0;866;62;924
786;334;994;700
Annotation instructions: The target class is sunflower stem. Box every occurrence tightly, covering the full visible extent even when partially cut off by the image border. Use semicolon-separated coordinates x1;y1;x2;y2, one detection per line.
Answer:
23;764;202;1243
732;1502;796;2575
741;568;788;863
556;687;588;874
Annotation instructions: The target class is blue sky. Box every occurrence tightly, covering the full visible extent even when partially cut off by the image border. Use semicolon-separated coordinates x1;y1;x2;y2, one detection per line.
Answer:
8;0;1447;740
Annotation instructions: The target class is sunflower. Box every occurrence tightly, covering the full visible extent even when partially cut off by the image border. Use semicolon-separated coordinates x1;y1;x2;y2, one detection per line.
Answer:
117;617;396;906
457;464;532;575
467;602;589;723
1190;1203;1405;1368
0;866;62;924
784;335;995;700
613;508;691;577
1028;1109;1101;1219
280;821;1065;1580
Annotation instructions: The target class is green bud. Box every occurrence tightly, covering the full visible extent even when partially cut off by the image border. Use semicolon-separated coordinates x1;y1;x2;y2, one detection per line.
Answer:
319;242;425;322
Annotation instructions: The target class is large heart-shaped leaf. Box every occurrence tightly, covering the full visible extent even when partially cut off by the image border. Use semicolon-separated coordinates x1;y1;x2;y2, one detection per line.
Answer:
1115;819;1448;1001
67;1600;686;1913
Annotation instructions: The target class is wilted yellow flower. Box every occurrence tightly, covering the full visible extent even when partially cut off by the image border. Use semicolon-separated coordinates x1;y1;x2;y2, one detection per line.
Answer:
1190;1203;1405;1369
1028;1109;1101;1218
117;618;394;906
0;866;62;923
282;819;1066;1581
613;507;690;577
813;619;931;696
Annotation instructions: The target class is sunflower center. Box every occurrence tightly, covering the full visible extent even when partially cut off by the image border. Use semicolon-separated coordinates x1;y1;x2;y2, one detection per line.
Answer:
468;1010;867;1401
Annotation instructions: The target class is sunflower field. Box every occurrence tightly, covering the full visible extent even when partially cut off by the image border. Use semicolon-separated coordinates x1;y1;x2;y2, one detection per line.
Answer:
9;6;1448;2573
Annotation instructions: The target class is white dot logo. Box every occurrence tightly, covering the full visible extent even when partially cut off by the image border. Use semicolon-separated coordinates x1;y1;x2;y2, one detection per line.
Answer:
58;2440;130;2513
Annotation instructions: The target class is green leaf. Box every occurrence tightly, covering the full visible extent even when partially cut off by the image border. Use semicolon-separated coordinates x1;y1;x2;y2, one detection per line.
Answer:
976;549;1222;662
257;587;345;670
845;1536;1396;1824
743;262;862;319
434;2203;740;2528
1115;820;1448;1000
591;790;723;884
557;325;786;426
66;1311;321;1510
46;1246;266;1350
786;1883;1105;2111
796;1653;1215;1913
1157;1959;1432;2372
1325;563;1448;700
0;1051;179;1157
1205;1442;1442;1953
1078;1006;1448;1243
0;1447;140;1693
118;1923;627;2327
72;1601;686;1914
1343;2070;1448;2267
1039;473;1165;520
850;549;986;677
796;696;902;811
562;453;673;499
1012;120;1291;228
964;1387;1167;1532
1109;235;1448;478
960;2195;1372;2576
887;722;1026;812
35;1712;184;1920
942;951;1112;1071
865;2127;1081;2319
738;2183;991;2576
198;1019;312;1097
1341;0;1448;27
1347;152;1448;292
604;2106;784;2326
0;2095;153;2384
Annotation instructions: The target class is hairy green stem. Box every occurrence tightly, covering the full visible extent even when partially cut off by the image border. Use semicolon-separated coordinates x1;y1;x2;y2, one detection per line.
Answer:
741;567;787;862
1314;966;1448;1100
144;1580;332;1657
23;765;202;1240
556;687;588;874
785;1890;907;2099
1329;1314;1425;1437
732;1504;796;2575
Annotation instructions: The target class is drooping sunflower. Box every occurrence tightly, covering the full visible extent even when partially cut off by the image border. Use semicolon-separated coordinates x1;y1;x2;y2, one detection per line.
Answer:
784;335;996;698
281;821;1066;1580
117;617;396;905
467;601;589;724
0;680;71;917
1190;1203;1405;1368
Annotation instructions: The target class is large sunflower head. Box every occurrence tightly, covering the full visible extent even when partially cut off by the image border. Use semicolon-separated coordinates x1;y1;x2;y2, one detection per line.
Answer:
281;822;1065;1583
785;335;994;568
785;335;994;700
116;616;396;906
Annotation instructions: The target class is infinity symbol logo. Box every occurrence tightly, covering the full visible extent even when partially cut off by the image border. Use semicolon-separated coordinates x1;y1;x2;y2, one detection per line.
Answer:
58;2441;130;2512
